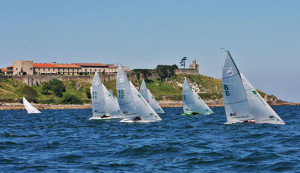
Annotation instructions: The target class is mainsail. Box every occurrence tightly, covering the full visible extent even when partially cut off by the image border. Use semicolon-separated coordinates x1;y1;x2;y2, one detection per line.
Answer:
102;84;123;118
182;78;213;115
90;72;124;120
23;97;41;114
241;74;285;124
117;65;161;122
90;72;107;119
222;51;254;123
130;81;162;122
140;79;165;114
116;65;138;119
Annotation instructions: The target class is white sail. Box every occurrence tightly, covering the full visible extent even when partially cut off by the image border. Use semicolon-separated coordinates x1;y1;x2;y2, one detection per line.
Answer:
109;89;118;103
140;79;165;114
90;72;107;119
23;97;41;114
102;84;123;118
241;74;285;124
182;78;213;115
117;65;161;122
129;81;162;122
116;65;138;119
222;51;254;124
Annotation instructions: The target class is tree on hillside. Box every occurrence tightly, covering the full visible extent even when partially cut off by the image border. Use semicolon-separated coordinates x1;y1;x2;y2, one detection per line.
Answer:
22;85;38;102
61;93;83;104
41;82;51;94
156;64;178;81
85;88;91;99
170;64;178;76
136;72;140;80
133;69;152;81
156;66;167;82
180;57;187;69
140;69;151;81
48;79;66;97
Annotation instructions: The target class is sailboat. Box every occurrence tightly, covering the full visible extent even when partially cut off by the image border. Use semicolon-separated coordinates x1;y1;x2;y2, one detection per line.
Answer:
182;78;214;115
23;97;41;114
241;74;285;124
90;72;123;120
139;79;165;114
222;50;285;124
102;83;123;118
116;65;162;123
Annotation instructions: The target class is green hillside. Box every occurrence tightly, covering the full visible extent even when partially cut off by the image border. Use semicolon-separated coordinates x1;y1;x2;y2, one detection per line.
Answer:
114;73;272;101
0;78;91;104
0;74;275;104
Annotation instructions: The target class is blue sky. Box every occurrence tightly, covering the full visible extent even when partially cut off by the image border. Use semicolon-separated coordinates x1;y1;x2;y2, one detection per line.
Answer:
0;0;299;102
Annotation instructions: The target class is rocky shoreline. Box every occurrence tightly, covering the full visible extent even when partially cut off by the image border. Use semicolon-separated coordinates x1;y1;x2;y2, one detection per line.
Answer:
0;100;299;110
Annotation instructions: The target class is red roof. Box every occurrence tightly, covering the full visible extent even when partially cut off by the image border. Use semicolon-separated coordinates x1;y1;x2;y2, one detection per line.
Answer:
1;68;7;72
55;64;81;68
33;63;56;68
108;65;118;68
74;63;108;67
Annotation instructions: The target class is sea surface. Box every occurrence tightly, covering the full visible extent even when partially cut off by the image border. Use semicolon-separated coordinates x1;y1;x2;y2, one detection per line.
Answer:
0;106;299;172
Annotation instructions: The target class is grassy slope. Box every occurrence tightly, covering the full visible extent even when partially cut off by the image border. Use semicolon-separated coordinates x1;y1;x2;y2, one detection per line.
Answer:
0;79;27;102
0;79;91;104
106;73;272;101
0;73;275;104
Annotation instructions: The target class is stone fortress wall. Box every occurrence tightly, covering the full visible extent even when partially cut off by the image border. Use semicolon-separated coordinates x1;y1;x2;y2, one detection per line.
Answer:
6;72;136;86
2;59;200;86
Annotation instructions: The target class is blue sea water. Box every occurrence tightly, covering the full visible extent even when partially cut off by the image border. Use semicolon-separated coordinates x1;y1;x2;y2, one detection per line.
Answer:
0;106;299;172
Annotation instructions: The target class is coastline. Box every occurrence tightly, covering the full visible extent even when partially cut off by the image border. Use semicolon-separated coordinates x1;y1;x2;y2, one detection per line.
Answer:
0;101;299;110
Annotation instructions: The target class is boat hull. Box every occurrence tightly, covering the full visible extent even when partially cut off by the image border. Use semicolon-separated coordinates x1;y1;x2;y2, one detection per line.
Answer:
89;115;122;120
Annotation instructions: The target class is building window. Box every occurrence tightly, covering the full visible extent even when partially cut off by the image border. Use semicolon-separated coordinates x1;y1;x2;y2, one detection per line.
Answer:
43;68;45;71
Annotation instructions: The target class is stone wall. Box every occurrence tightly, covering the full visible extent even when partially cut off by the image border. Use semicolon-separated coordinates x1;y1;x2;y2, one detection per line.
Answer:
8;71;137;86
10;74;112;86
175;69;199;75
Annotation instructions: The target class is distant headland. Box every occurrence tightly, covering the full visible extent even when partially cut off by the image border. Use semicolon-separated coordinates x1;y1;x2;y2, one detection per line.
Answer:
0;59;298;110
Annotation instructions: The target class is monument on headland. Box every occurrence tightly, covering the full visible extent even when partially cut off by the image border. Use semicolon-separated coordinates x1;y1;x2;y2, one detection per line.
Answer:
175;59;199;75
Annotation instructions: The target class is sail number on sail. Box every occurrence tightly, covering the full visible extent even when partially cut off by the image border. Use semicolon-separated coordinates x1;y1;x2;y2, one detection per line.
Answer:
92;91;97;99
118;89;125;99
224;85;230;96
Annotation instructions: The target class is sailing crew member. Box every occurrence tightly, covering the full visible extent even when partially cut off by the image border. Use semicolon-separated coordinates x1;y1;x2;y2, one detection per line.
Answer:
132;117;141;121
101;114;110;119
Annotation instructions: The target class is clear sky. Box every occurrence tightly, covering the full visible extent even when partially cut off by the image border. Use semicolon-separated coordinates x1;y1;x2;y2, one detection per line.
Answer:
0;0;299;102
